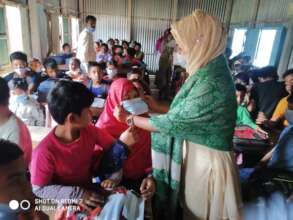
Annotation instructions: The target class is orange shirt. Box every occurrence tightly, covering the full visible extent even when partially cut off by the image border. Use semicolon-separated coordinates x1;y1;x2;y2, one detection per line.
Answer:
271;96;289;126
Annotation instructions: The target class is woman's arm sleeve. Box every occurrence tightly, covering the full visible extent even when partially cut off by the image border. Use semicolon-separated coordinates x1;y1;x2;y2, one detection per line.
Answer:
150;81;219;138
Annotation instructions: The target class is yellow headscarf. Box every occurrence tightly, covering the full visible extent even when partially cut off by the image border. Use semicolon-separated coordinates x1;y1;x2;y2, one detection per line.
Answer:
171;10;227;75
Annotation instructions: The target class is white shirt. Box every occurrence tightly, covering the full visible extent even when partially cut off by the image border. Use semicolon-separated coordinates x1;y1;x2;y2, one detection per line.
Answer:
76;28;96;63
9;95;45;127
0;113;32;164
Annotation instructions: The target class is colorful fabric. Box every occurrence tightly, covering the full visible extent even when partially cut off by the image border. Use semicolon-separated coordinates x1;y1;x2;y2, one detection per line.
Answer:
237;105;257;129
271;96;289;126
150;55;236;218
96;78;152;180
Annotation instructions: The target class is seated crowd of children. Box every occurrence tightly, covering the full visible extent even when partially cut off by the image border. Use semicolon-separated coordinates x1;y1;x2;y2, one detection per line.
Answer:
0;41;293;218
0;38;154;219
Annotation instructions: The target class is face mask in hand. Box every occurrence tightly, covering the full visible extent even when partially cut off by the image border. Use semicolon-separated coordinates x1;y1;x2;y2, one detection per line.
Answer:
122;98;149;116
285;109;293;125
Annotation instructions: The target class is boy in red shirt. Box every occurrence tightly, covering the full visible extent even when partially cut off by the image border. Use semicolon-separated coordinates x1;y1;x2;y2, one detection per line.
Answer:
30;80;137;211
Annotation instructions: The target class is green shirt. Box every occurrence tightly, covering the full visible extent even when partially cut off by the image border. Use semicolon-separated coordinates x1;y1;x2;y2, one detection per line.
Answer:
237;105;257;129
150;55;237;151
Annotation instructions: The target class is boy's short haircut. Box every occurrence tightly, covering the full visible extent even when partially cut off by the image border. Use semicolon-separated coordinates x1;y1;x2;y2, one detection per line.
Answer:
0;139;23;166
122;40;129;46
48;80;94;124
44;58;58;70
0;77;9;106
29;58;41;65
101;43;108;50
85;15;96;23
130;67;142;76
10;51;27;63
127;48;136;57
235;72;249;85
88;61;105;71
235;83;247;93
62;43;70;50
135;42;141;48
282;69;293;79
70;58;81;67
11;78;28;91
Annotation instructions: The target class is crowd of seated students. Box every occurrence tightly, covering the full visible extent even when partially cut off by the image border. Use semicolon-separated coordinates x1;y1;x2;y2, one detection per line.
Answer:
228;51;293;202
0;36;155;218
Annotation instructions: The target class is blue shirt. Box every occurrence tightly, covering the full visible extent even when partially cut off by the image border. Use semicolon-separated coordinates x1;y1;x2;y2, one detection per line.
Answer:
87;80;108;99
37;78;58;102
268;125;293;171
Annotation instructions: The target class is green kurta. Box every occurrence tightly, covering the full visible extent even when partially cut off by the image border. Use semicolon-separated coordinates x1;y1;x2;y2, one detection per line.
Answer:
149;55;237;219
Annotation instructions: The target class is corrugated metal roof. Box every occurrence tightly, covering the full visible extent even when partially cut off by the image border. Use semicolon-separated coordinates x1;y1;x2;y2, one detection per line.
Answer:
257;0;292;22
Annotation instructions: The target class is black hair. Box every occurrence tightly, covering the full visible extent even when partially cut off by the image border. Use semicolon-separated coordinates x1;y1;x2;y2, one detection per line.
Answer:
127;47;136;57
235;72;249;85
11;78;28;91
88;61;105;71
257;66;278;79
122;40;129;46
62;43;70;50
0;139;23;166
130;67;142;76
48;80;94;124
85;15;96;23
10;51;27;63
43;58;58;70
282;69;293;79
134;42;141;48
235;83;247;93
101;43;109;51
70;58;81;67
107;60;118;67
0;77;9;106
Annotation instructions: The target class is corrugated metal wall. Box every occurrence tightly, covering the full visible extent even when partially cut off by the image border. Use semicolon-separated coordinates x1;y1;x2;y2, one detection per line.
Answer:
81;0;232;71
230;0;255;24
177;0;228;22
131;0;173;71
231;0;293;24
82;0;129;42
257;0;292;22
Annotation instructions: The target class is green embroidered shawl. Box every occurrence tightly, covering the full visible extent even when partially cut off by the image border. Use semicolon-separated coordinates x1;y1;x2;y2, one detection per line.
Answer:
149;55;237;219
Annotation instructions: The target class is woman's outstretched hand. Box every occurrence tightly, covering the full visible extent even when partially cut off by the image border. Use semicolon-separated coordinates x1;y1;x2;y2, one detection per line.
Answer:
140;176;156;200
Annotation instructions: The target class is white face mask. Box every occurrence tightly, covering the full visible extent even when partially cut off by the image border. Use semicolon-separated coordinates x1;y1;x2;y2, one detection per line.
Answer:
87;27;95;33
14;67;27;76
173;52;187;68
106;68;118;79
122;98;149;116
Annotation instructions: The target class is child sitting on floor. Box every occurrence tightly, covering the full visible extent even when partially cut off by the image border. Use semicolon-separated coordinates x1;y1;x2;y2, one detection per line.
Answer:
30;80;137;212
9;78;45;126
0;77;32;165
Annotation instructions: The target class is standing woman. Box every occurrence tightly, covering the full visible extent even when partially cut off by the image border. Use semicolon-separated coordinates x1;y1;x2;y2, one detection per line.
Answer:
114;10;242;220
